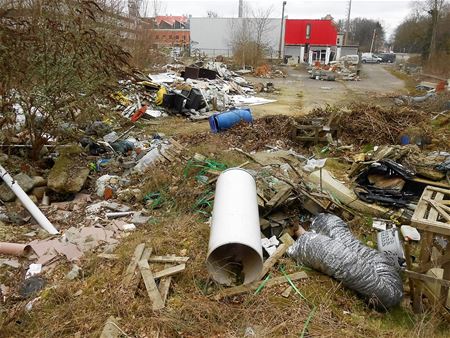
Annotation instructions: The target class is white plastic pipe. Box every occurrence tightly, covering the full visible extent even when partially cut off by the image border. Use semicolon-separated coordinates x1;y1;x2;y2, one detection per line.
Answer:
207;168;263;285
0;165;58;235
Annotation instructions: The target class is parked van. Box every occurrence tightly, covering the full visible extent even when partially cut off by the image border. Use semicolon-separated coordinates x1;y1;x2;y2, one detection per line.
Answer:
361;53;382;63
338;54;359;65
377;53;396;63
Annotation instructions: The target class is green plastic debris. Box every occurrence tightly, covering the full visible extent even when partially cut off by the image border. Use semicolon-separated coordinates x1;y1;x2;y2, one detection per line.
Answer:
254;274;271;295
280;266;307;301
300;306;317;338
184;158;228;181
143;192;164;209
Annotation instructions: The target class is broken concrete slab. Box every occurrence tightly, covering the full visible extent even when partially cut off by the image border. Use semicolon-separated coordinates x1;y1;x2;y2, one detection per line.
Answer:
308;169;390;217
48;146;89;194
0;172;35;202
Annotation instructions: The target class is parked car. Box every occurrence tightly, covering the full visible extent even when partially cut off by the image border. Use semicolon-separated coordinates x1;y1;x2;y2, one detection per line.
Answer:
338;54;359;65
376;53;396;63
361;53;382;63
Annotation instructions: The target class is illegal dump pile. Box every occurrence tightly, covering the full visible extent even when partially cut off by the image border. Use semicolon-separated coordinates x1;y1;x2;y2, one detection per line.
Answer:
308;60;360;81
1;95;450;335
112;61;277;122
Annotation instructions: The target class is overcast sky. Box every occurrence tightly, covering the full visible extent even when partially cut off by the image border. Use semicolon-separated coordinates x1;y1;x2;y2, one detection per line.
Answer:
151;0;422;38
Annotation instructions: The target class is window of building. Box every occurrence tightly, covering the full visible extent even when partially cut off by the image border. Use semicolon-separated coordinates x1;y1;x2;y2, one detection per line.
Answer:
306;24;311;39
175;35;179;40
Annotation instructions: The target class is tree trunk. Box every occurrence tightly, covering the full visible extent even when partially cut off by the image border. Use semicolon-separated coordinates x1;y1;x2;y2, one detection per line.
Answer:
428;8;438;61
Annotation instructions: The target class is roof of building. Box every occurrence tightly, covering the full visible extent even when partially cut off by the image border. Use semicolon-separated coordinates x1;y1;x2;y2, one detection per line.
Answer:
155;16;188;26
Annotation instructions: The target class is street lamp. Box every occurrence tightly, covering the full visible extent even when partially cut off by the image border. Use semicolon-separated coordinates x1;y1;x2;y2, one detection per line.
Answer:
278;1;287;60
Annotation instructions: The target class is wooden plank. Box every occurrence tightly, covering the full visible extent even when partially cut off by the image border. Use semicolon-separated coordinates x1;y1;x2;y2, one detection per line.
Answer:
415;251;450;273
281;286;292;298
440;259;450;307
426;186;450;195
148;256;190;264
412;178;450;190
122;243;145;287
153;264;186;279
404;241;415;297
99;316;122;338
138;258;165;310
265;185;292;209
414;279;450;321
414;189;434;221
158;263;173;306
427;192;444;220
213;271;308;300
258;233;294;279
411;218;450;236
135;247;152;289
405;270;450;288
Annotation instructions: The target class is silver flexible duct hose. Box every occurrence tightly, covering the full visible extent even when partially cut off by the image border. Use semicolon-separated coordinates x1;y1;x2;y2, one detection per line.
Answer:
287;214;403;309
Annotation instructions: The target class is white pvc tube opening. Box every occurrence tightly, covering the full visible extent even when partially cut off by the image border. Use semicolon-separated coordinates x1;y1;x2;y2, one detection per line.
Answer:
207;168;263;285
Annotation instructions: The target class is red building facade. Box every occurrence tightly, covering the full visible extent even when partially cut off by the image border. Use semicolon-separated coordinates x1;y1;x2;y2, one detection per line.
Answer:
284;19;340;64
285;19;338;46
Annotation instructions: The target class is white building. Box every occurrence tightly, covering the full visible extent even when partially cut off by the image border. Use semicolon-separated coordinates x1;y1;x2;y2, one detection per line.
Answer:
190;17;283;58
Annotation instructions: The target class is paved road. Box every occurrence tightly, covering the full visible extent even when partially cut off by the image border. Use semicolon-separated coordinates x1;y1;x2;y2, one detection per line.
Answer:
250;64;405;117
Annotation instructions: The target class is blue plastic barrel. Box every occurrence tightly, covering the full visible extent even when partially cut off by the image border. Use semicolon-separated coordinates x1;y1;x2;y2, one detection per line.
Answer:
400;135;410;145
209;108;253;133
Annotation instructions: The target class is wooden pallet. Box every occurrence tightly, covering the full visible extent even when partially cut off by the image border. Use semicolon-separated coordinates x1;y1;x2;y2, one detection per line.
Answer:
412;186;450;236
408;186;450;314
292;112;341;145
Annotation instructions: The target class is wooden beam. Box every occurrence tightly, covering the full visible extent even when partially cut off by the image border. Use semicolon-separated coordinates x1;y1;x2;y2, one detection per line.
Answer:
258;233;295;280
135;247;152;290
411;178;450;190
138;258;165;310
99;316;122;338
405;270;450;288
122;243;145;287
213;271;308;300
158;263;173;306
148;256;190;264
153;264;186;279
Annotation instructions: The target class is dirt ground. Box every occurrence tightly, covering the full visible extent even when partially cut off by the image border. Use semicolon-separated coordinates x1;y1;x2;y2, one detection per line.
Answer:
250;64;406;117
146;64;407;139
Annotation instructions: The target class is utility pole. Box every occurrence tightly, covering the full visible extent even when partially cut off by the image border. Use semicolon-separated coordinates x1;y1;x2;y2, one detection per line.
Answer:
369;28;377;53
238;0;243;18
343;0;352;46
278;1;287;59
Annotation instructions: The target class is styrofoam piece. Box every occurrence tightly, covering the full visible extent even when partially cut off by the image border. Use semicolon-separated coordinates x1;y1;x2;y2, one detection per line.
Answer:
372;220;387;231
207;168;263;285
303;158;327;172
25;263;42;278
400;225;421;241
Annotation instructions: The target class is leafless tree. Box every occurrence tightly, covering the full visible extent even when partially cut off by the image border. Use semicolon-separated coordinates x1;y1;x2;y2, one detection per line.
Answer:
229;5;273;68
207;10;218;18
147;0;166;17
416;0;446;60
